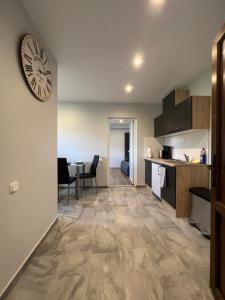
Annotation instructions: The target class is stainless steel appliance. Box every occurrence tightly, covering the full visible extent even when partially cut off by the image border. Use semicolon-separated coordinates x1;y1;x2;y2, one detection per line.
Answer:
189;187;211;237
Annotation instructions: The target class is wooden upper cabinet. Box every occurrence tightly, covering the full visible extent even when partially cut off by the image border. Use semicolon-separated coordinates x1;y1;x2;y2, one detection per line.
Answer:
174;89;190;105
154;95;210;137
192;96;211;129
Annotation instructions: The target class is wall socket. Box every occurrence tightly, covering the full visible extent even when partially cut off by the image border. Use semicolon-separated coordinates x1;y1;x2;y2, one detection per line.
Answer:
9;181;19;194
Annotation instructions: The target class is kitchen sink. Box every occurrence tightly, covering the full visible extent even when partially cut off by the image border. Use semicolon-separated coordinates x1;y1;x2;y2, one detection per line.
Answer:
165;159;188;164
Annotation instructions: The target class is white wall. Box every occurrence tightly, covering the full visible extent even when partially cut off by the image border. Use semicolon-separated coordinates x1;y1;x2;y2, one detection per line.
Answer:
163;130;209;162
109;129;128;168
187;69;211;96
58;102;161;186
160;70;212;163
0;0;57;295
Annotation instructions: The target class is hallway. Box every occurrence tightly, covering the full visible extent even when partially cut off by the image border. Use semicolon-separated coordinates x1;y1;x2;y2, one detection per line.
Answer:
109;168;132;186
6;187;212;300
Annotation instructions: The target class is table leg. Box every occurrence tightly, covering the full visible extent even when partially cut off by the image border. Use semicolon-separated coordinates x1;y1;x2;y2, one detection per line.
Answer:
75;165;80;200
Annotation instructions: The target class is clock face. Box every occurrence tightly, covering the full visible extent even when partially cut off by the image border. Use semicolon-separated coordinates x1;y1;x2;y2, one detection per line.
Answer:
21;35;52;101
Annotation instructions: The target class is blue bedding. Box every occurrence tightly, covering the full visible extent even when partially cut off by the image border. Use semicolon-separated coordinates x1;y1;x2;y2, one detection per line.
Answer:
120;160;129;176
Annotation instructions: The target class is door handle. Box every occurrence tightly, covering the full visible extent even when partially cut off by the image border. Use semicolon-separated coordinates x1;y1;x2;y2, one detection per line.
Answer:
208;165;216;171
208;155;216;187
208;154;216;172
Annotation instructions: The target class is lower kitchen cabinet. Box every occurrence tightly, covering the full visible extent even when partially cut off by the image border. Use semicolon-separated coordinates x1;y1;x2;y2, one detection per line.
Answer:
145;158;210;218
145;159;152;188
161;165;176;208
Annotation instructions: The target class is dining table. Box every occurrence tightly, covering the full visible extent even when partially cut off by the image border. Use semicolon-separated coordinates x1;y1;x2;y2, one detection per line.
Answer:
68;161;87;200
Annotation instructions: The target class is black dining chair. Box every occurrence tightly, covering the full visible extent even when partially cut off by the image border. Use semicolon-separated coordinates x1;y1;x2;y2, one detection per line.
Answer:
57;158;76;205
79;155;99;193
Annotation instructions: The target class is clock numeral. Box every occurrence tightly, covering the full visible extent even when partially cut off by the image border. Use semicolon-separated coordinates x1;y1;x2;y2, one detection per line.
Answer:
43;59;48;65
27;42;34;55
24;53;32;65
46;84;51;94
40;47;44;59
38;85;41;97
46;70;51;75
47;78;52;86
43;88;47;98
25;64;33;73
31;77;37;90
33;39;38;55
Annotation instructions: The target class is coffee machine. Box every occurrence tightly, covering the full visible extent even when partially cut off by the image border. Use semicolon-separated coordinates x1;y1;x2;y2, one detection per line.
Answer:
162;145;173;159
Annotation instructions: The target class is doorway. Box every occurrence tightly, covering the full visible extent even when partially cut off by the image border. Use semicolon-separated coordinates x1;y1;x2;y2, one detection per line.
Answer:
108;118;136;186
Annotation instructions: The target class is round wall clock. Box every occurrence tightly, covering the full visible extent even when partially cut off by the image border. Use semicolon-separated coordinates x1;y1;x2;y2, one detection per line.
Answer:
20;34;52;101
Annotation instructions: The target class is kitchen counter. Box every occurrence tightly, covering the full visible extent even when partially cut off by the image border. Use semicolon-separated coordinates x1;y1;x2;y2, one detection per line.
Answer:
144;157;207;168
144;158;209;218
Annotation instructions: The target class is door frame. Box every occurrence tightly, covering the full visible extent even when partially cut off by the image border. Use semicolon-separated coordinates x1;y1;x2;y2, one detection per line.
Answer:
107;117;137;187
129;120;134;184
211;23;225;300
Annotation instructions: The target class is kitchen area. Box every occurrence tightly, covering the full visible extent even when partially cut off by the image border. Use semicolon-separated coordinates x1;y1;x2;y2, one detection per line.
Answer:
145;88;211;235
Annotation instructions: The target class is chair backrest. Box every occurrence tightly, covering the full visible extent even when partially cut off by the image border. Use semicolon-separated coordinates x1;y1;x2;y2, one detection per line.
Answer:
58;158;70;184
90;155;99;176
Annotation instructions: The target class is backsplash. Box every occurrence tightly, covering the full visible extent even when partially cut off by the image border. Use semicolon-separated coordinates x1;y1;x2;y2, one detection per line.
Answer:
162;130;209;162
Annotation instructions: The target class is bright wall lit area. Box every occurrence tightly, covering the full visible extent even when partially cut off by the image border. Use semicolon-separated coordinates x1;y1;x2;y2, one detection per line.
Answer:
57;102;162;186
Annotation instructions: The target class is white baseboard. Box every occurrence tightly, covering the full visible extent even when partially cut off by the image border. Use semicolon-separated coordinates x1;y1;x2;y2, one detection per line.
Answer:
0;215;58;298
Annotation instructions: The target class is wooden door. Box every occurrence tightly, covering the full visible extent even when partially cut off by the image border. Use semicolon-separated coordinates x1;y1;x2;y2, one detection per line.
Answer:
211;23;225;300
124;132;129;160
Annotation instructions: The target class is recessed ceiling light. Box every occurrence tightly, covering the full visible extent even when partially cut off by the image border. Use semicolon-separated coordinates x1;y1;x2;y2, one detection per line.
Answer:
150;0;166;9
124;84;133;93
119;119;124;124
133;54;144;69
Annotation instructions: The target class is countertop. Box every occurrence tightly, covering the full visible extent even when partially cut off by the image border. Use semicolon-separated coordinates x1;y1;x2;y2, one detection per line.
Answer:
144;157;208;168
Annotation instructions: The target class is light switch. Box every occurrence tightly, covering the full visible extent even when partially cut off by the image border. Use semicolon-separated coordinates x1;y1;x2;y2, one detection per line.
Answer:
9;181;19;194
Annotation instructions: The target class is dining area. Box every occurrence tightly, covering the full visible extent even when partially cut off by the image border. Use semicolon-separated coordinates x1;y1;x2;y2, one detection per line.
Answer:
57;155;100;203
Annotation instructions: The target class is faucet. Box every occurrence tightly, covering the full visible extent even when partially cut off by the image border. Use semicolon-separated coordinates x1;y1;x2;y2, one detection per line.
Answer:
184;154;189;162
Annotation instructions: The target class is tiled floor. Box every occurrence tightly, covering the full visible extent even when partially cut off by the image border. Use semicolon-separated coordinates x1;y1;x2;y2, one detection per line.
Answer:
5;187;213;300
109;168;132;185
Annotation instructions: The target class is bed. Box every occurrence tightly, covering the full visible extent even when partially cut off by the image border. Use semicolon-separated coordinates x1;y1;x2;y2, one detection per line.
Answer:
120;159;129;176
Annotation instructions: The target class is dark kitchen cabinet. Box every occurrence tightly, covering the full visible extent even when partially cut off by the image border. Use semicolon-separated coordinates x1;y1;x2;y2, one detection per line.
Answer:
154;96;210;137
161;165;176;208
175;97;192;132
163;89;189;113
163;110;177;135
163;90;175;113
145;160;152;188
154;115;164;137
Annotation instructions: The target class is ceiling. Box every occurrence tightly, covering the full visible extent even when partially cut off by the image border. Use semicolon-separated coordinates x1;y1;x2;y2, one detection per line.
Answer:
21;0;225;103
